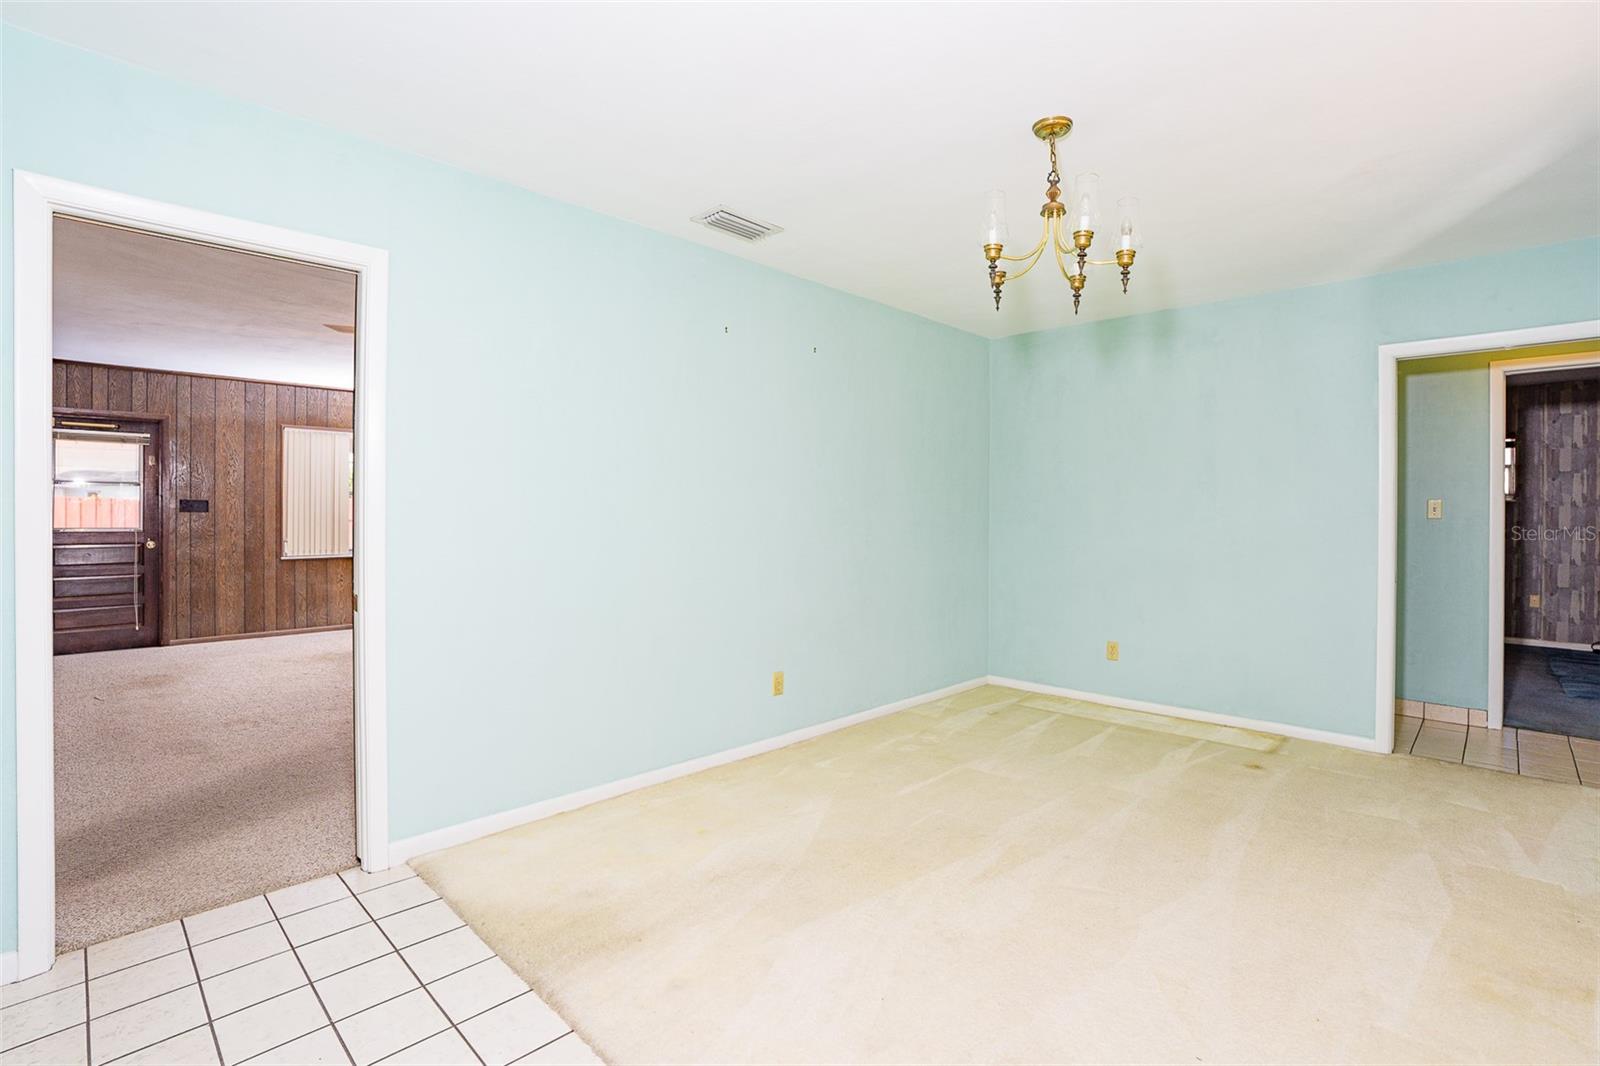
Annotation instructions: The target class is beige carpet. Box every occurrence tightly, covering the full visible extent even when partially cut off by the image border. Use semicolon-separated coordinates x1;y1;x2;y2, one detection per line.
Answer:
415;684;1599;1065
54;630;355;951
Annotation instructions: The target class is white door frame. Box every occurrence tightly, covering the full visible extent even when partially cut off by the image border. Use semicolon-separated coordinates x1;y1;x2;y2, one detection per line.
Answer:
1489;349;1600;727
11;171;391;981
1376;320;1600;752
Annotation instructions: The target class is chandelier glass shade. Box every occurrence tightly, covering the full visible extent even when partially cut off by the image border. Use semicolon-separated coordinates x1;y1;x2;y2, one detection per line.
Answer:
982;116;1141;314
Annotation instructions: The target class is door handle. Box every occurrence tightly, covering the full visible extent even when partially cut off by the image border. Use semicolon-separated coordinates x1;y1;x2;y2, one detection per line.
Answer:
145;539;157;550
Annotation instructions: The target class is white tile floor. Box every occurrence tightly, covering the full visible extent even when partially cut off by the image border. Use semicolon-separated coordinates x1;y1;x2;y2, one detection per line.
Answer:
1;866;602;1066
1395;713;1600;786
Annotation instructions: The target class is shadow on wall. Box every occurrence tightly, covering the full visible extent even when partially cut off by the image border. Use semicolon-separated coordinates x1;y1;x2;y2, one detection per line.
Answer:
1396;355;1492;712
1372;138;1600;275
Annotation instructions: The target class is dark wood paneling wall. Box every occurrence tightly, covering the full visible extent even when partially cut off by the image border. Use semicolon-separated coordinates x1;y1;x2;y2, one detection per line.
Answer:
54;360;354;643
1506;377;1599;645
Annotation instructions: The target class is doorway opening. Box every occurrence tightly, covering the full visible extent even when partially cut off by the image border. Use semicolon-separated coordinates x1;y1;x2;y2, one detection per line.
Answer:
13;172;390;982
1500;361;1600;742
49;217;362;952
1383;328;1600;785
51;416;163;654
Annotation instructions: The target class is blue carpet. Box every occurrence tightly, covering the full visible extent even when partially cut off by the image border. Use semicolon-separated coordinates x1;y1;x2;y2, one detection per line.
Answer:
1548;651;1600;699
1504;645;1600;741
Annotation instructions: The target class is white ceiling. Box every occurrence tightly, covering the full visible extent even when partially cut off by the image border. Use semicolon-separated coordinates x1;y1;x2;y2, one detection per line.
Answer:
53;218;356;389
12;2;1599;339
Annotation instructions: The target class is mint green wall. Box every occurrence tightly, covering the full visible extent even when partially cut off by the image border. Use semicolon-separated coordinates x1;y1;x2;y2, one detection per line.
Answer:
1396;361;1491;709
988;239;1600;738
0;31;991;953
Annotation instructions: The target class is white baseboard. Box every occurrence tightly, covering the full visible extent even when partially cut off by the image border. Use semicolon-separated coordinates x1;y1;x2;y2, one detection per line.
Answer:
986;675;1388;754
1505;637;1597;652
390;675;988;864
390;672;1389;866
1;952;17;985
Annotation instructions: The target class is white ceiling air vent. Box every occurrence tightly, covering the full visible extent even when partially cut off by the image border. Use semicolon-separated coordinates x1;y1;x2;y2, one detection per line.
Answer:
691;206;783;243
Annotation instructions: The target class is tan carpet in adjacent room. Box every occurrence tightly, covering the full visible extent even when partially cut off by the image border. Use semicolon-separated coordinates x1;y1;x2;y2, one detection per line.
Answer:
414;684;1599;1065
54;630;355;952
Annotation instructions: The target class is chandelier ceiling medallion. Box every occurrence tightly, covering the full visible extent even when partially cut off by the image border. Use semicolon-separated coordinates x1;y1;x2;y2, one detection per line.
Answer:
982;116;1141;315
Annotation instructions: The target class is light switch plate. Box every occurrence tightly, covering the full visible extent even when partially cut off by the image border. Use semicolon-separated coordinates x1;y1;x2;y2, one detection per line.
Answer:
1426;498;1444;520
1105;641;1119;662
1530;594;1541;609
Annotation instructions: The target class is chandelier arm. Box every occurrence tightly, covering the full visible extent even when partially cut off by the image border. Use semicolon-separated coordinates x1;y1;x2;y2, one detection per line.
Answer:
1001;236;1050;283
1053;216;1074;255
997;224;1050;263
1052;217;1074;280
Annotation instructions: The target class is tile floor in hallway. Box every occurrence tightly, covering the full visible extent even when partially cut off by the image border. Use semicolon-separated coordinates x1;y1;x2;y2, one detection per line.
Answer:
0;865;601;1066
1395;713;1600;785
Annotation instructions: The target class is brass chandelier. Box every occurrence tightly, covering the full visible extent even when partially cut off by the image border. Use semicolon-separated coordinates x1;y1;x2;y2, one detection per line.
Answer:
982;116;1141;314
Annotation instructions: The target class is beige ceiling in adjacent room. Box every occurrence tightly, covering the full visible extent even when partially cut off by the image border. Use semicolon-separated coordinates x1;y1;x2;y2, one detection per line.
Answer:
52;218;357;390
12;2;1599;338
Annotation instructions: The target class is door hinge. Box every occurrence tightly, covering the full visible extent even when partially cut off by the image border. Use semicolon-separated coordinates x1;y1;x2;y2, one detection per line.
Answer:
353;592;358;613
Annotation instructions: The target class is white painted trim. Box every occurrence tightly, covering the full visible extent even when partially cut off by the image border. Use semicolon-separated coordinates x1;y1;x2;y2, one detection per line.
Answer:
0;952;16;985
12;174;56;986
390;676;988;864
1506;637;1599;652
1490;348;1600;728
1376;339;1399;759
1488;367;1508;729
1378;323;1600;362
10;172;391;983
987;676;1389;753
1376;321;1600;756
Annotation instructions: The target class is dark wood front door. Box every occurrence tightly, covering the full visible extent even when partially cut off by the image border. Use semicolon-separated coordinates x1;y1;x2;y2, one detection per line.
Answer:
53;415;163;654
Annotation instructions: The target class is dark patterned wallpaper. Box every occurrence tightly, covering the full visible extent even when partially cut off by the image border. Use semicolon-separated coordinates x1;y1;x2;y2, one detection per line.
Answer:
1506;377;1599;645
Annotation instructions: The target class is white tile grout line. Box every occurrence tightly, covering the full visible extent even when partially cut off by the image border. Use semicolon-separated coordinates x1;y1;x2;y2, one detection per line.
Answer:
368;1023;471;1065
225;949;522;1066
235;1027;339;1066
338;873;486;1066
37;891;375;1057
74;878;436;993
358;987;578;1066
230;1005;337;1064
179;915;227;1066
73;902;479;1038
263;889;358;1066
0;955;94;1064
1400;721;1600;786
1;973;88;1011
343;873;579;1063
0;978;569;1066
209;982;306;1022
11;871;441;1016
516;1029;581;1065
378;918;467;956
102;1023;214;1066
453;988;547;1031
